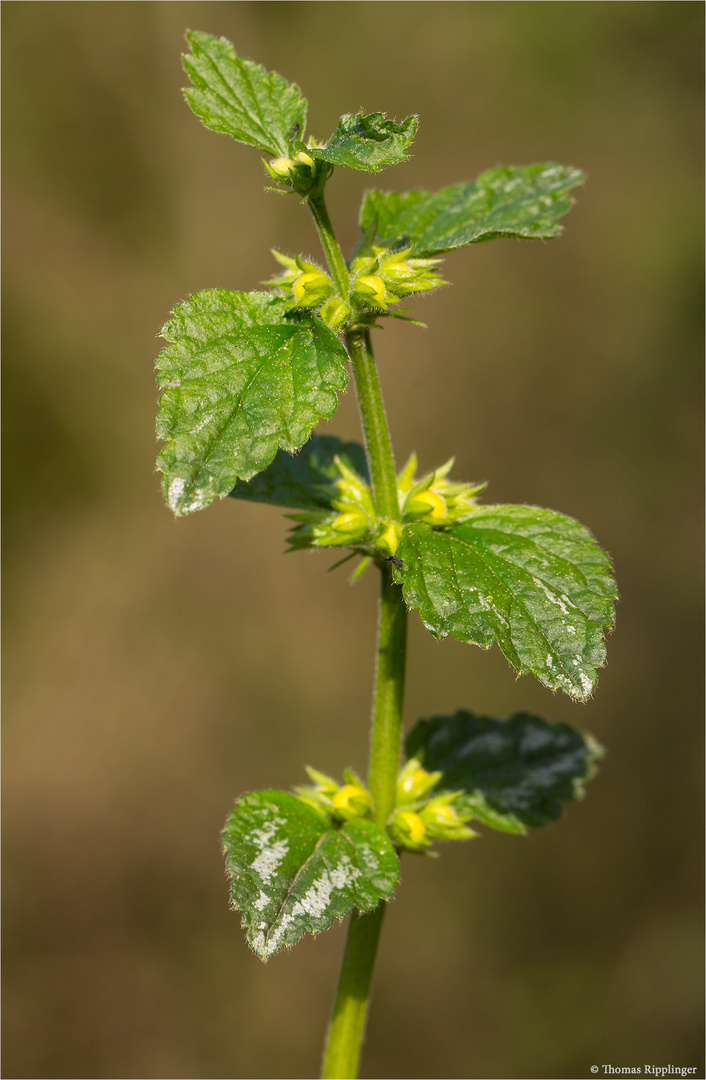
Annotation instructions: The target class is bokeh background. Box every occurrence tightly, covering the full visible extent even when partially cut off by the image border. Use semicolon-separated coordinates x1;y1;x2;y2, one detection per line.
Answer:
3;3;703;1078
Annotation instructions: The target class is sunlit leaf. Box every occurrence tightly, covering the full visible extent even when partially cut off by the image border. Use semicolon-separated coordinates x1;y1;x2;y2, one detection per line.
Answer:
156;291;348;515
394;506;616;700
312;111;417;172
183;31;307;157
360;164;584;255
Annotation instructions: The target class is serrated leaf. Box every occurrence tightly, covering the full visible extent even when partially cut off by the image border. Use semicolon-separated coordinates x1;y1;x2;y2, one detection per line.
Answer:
222;791;399;960
359;163;584;256
394;506;616;700
406;710;602;832
229;435;368;510
156;290;349;516
182;31;307;157
311;111;418;173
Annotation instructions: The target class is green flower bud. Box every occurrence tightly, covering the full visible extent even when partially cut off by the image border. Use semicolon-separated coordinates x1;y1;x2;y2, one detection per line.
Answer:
396;759;442;805
388;808;430;849
294;767;372;822
378;248;446;296
330;508;370;537
265;150;320;194
420;795;477;841
293;764;340;813
304;765;339;794
404;487;448;522
396;455;485;527
265;156;296;183
332;782;372;821
333;458;376;516
353;273;390;308
296;502;372;549
292;268;334;307
375;520;402;556
319;296;351;330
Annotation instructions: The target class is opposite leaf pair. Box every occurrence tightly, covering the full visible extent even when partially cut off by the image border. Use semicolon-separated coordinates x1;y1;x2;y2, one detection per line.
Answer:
231;436;616;701
224;710;601;960
183;30;417;176
157;33;586;521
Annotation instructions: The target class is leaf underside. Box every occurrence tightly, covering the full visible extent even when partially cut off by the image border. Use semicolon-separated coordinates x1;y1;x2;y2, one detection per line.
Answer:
406;710;601;832
223;791;399;960
359;163;585;256
229;435;369;509
182;30;308;157
312;111;418;172
394;506;616;700
155;290;349;516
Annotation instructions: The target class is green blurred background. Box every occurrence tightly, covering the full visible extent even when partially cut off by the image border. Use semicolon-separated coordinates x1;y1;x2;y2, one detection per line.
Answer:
3;3;703;1078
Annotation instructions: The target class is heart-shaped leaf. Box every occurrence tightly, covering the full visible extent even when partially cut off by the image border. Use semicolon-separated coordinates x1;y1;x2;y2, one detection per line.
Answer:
394;506;616;700
222;791;400;960
405;710;602;832
156;291;349;515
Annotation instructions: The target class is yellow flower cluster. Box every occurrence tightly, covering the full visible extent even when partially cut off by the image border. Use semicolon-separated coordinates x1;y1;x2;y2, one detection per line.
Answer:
349;245;446;310
293;757;476;853
294;766;372;822
264;238;445;331
288;453;484;556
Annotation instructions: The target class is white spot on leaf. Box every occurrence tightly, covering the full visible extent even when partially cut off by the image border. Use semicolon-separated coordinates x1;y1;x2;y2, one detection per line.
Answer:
168;477;186;511
251;839;288;884
531;576;571;615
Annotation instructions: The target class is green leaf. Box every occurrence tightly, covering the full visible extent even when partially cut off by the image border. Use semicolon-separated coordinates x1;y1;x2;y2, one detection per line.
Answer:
359;163;585;256
223;791;400;960
155;290;349;516
229;435;368;510
311;111;418;173
405;710;602;832
393;506;616;700
182;31;307;157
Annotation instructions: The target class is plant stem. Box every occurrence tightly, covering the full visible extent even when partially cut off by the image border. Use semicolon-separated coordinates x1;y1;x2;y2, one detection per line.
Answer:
306;187;398;518
308;191;350;298
321;355;407;1078
322;568;407;1079
310;190;407;1079
320;904;385;1080
345;329;400;521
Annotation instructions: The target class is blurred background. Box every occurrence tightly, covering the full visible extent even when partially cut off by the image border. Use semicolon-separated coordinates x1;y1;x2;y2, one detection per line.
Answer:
3;3;703;1078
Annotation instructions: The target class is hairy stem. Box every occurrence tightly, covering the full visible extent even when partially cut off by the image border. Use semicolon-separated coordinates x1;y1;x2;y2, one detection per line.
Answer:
367;566;408;827
308;191;350;298
311;191;407;1079
345;329;400;520
322;569;407;1079
320;904;385;1079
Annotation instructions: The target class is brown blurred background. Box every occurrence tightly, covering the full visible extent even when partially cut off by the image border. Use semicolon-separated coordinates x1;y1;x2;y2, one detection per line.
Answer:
3;3;703;1078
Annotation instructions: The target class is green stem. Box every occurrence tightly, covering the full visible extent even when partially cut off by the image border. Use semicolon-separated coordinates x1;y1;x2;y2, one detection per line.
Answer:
367;566;408;827
345;330;400;520
308;191;350;299
310;188;407;1080
307;186;398;519
321;569;407;1079
320;905;385;1080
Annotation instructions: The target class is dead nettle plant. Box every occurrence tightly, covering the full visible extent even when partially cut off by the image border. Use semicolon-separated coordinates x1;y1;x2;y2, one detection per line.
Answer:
155;32;617;1080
